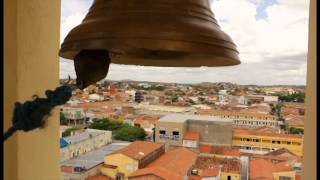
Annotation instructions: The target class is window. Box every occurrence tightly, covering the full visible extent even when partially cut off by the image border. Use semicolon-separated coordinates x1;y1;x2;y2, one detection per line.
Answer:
172;131;180;140
172;131;179;136
227;175;232;180
159;130;167;139
279;176;293;180
116;176;123;180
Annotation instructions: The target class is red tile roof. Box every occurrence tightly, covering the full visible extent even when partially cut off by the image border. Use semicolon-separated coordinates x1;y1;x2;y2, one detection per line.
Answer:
232;127;303;139
199;144;240;157
254;126;281;134
200;168;220;177
199;144;212;154
188;175;202;180
112;141;164;160
86;174;114;180
265;148;300;158
184;131;201;141
129;167;181;180
249;159;293;180
295;175;302;180
195;156;241;173
129;148;198;180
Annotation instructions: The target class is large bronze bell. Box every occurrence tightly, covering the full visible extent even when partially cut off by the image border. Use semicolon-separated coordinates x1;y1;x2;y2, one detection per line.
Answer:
59;0;240;89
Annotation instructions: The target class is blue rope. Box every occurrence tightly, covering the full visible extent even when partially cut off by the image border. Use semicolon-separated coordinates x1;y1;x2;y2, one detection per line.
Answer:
3;85;73;142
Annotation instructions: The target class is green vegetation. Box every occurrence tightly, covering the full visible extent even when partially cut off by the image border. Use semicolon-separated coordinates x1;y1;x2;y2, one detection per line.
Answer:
89;118;146;141
270;103;283;117
114;126;147;142
278;92;305;103
132;85;165;91
62;127;81;137
289;127;304;135
171;95;179;102
60;112;68;125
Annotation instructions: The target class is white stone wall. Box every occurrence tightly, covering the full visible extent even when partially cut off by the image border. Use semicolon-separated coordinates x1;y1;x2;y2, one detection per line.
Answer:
182;140;198;148
60;130;112;162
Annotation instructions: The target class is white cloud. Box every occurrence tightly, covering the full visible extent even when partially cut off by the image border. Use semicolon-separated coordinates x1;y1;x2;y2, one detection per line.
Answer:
60;13;86;43
60;0;310;85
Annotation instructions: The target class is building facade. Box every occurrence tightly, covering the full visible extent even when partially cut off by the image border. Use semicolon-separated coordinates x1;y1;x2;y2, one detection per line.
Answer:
232;128;303;156
155;114;233;150
101;141;165;179
196;110;279;128
60;129;112;162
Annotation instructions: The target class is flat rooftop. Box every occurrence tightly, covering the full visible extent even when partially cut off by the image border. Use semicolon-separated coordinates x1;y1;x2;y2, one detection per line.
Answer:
63;129;110;145
158;114;233;123
61;142;131;170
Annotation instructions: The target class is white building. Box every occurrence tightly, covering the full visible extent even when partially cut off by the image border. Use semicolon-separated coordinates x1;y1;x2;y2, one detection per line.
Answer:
61;142;130;180
60;129;112;162
88;93;104;102
62;107;86;120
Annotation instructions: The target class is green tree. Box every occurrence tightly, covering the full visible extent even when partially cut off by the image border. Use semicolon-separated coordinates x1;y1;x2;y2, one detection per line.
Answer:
171;95;178;102
89;118;125;131
89;118;111;130
60;112;68;125
62;127;81;137
113;126;147;142
289;127;304;135
108;121;125;131
278;92;305;103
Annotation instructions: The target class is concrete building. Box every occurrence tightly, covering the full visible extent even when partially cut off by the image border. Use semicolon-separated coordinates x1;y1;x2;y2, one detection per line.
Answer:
244;95;279;104
62;106;87;127
155;114;233;150
61;142;130;180
60;129;112;162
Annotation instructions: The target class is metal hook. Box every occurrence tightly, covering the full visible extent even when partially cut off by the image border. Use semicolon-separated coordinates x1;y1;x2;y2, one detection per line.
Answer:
64;75;72;85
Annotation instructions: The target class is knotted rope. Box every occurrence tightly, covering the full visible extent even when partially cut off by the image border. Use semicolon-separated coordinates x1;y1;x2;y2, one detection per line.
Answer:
3;85;73;142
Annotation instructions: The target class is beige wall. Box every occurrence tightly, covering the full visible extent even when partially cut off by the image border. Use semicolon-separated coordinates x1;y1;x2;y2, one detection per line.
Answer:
60;131;112;162
303;0;317;179
4;0;18;179
155;121;186;149
4;0;61;179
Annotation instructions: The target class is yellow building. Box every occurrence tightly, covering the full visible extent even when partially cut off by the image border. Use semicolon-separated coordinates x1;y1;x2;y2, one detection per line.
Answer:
197;110;279;128
232;128;303;156
101;141;165;179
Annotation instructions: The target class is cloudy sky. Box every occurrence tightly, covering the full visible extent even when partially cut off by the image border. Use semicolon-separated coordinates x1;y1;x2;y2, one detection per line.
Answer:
60;0;310;85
